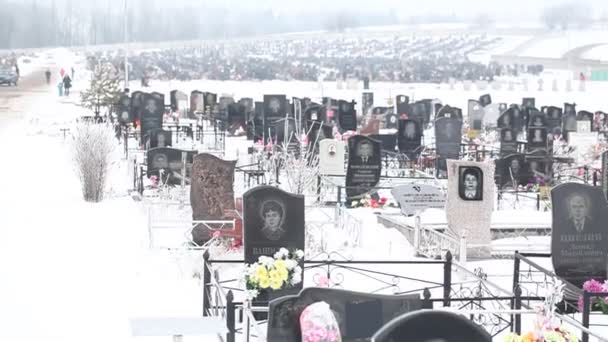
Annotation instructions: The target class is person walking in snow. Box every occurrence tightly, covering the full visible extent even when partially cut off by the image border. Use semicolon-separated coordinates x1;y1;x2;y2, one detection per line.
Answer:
62;74;72;96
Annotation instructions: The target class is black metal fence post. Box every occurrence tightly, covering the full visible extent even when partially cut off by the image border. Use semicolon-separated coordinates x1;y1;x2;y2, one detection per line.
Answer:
582;291;590;342
226;291;235;342
443;251;452;307
202;250;211;317
422;288;433;309
514;285;522;334
337;186;342;205
512;251;521;294
536;194;540;211
317;175;322;203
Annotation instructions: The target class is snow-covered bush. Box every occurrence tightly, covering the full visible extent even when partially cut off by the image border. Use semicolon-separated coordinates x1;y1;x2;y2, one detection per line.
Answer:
71;122;116;202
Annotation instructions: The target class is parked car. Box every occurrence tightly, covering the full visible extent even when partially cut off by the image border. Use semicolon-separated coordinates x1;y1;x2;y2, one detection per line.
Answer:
0;69;18;86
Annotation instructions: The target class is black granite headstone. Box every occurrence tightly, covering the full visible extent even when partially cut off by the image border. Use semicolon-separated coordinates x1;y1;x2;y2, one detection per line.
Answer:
268;288;422;342
243;186;305;299
434;117;462;172
369;134;397;154
398;119;422;159
564;103;577;117
527;127;548;151
396;95;410;115
468;100;484;130
544;106;563;134
436;105;463;121
338;100;357;131
500;128;517;156
140;92;164;140
346;135;382;199
496;153;528;189
190;90;204;114
551;183;608;287
146;147;196;185
130;91;144;123
385;114;399;129
371;310;491;342
479;94;492;107
529;112;547;127
362;92;374;116
522;97;536;109
147;129;173;149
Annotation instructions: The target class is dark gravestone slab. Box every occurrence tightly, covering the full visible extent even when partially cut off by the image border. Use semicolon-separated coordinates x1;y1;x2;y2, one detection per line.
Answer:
307;122;333;155
346;135;382;199
239;98;254;113
369;134;397;154
564;102;577;117
362;92;374;116
435;117;463;172
396;95;410;115
529;112;547;128
117;94;131;124
338;100;357;131
140;93;164;140
268;288;422;342
500;128;517;156
468;100;484;130
264;95;288;143
204;92;218;111
495;153;528;189
603;151;608;201
146;148;196;186
563;114;577;133
272;118;298;145
130;91;144;123
522;97;536;109
305;105;325;128
147;129;173;149
190;154;236;246
551;183;608;287
409;101;428;127
253;101;265;142
479;94;492;107
544;106;563;134
436;105;463;121
497;109;513;129
527;128;548;151
170;90;179;111
385;114;399;129
372;107;391;116
371;310;491;342
511;105;526;133
243;186;305;300
398;119;422;159
577;111;594;131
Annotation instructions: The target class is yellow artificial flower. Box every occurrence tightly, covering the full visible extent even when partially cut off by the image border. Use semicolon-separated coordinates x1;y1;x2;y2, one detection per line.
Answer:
269;276;284;290
259;276;271;289
522;332;536;342
277;267;289;281
255;265;268;279
274;259;287;271
269;269;280;280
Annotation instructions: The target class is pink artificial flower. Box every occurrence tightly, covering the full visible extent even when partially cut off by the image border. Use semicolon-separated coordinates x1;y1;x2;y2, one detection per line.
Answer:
317;275;329;288
583;279;604;293
212;231;221;238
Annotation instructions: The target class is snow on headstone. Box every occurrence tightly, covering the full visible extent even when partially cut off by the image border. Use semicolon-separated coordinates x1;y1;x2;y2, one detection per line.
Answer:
319;139;345;176
391;184;446;217
446;160;494;258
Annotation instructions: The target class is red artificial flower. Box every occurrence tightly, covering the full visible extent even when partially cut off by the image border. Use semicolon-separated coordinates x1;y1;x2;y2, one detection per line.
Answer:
379;197;388;204
370;199;379;208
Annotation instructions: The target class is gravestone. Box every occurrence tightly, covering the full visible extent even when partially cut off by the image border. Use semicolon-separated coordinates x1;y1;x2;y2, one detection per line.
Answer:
146;148;197;185
545;106;563;134
510;105;526;134
307;122;333;155
564;103;577;117
563;114;577;133
391;184;446;216
529;112;547;127
603;151;608;201
396;95;410;115
338;100;357;132
345;135;382;200
264;95;288;143
147;129;173;149
130;91;144;123
319;139;345;175
497;108;513;129
467;100;484;130
268;288;422;342
577;111;594;131
577;120;591;133
385;114;399;129
409;101;428;127
397;119;423;160
117;94;131;124
527;127;548;151
371;310;491;342
369;134;397;154
434;117;463;174
204;92;218;112
190;90;205;113
522;97;535;109
362;92;374;116
446;160;494;256
140;92;164;140
482;104;501;127
495;153;528;189
175;91;189;118
479;94;492;107
551;183;608;287
500;128;517;156
190;154;237;246
243;186;305;299
436;105;463;121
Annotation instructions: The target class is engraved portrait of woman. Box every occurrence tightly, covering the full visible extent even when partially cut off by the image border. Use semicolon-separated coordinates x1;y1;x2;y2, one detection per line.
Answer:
259;200;286;241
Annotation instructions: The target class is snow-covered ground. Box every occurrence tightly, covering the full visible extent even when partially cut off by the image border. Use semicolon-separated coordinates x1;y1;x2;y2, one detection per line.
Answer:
517;30;608;59
581;44;608;61
2;45;608;341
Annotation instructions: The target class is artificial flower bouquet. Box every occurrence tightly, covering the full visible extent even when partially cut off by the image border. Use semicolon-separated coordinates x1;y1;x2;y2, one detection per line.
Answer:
350;194;395;209
578;279;608;314
245;248;304;299
503;328;578;342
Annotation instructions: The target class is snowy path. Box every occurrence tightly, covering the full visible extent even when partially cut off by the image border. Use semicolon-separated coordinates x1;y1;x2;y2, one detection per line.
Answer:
0;50;214;342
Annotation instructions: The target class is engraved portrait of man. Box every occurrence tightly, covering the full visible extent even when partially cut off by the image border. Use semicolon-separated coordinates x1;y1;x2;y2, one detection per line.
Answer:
567;194;593;233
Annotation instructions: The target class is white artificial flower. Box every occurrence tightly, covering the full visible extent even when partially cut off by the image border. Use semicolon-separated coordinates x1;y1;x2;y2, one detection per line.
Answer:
295;250;304;259
274;248;289;259
285;259;297;270
293;266;302;275
258;256;274;267
247;289;259;300
290;272;302;285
